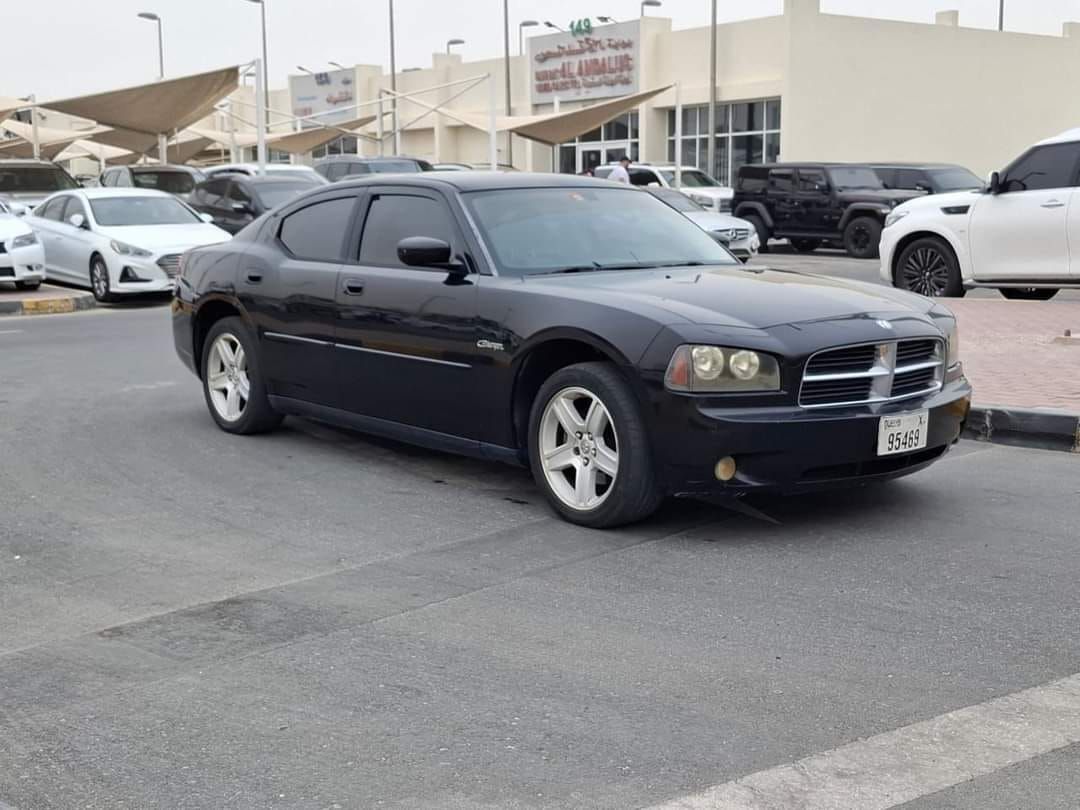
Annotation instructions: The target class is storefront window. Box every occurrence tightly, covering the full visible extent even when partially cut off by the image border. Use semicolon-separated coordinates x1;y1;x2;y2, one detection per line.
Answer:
666;97;780;186
556;112;640;173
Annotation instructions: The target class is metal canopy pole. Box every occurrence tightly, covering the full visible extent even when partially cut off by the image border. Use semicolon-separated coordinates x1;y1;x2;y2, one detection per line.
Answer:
706;0;717;180
29;96;40;161
377;93;385;157
674;83;682;188
488;74;498;170
254;57;268;175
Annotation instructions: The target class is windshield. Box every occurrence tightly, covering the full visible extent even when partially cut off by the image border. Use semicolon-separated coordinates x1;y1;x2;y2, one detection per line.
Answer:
659;169;719;188
267;168;319;181
90;196;202;227
254;182;312;209
0;166;79;193
132;171;198;194
369;160;423;174
463;187;739;277
827;167;884;190
928;167;984;191
650;188;701;212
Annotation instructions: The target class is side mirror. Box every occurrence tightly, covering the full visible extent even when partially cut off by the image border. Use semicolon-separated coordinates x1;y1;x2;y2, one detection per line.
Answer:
8;202;29;217
397;236;466;274
914;183;931;193
231;201;253;215
647;181;661;187
199;212;215;223
988;171;1002;194
815;183;830;192
68;213;87;229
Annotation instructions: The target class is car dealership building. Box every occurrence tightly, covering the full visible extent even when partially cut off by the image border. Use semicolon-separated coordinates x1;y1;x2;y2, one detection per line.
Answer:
281;0;1080;183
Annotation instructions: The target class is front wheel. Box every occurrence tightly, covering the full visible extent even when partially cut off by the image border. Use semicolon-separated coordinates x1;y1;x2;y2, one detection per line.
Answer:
201;316;283;435
999;288;1059;301
894;236;965;297
842;216;882;259
90;256;116;303
528;362;661;529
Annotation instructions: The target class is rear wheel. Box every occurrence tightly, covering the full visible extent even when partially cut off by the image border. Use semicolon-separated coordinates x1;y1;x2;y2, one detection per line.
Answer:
791;238;821;253
999;288;1059;301
529;362;661;529
743;214;770;253
842;216;882;259
201;316;283;435
14;280;41;291
894;236;965;297
89;255;116;303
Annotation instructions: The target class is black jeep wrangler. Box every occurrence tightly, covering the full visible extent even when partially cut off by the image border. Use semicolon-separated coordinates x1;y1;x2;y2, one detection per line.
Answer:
732;163;920;259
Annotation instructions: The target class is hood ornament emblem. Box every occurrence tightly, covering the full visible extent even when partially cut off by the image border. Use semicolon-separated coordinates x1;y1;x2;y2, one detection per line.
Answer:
876;319;894;330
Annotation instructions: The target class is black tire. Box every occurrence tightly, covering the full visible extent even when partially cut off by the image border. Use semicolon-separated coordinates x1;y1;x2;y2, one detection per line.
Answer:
14;280;41;291
791;238;821;253
89;255;116;303
742;214;770;253
528;362;661;529
200;316;283;435
999;288;1059;301
893;236;965;298
842;216;882;259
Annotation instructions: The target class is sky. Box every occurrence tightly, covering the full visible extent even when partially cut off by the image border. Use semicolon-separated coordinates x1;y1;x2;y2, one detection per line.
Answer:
5;0;1080;100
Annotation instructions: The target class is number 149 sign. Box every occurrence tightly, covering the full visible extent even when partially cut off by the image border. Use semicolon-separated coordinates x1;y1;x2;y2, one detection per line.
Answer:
569;19;593;36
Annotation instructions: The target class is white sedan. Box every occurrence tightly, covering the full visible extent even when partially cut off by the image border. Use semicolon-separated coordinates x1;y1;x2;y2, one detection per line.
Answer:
0;198;46;290
645;187;759;261
26;188;231;302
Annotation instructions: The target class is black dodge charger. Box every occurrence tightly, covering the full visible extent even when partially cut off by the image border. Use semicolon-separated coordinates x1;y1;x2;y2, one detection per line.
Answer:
172;173;971;528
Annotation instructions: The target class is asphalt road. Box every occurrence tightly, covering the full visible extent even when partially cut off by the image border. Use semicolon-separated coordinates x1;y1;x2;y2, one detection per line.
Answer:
1;296;1079;809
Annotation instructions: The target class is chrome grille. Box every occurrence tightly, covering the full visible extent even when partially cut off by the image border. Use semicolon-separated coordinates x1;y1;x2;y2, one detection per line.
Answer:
157;254;181;278
714;227;750;243
799;338;945;408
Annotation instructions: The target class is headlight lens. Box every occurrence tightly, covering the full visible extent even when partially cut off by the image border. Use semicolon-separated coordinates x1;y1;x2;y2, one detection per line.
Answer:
884;210;909;229
110;239;152;258
946;322;961;369
11;233;38;248
689;193;713;208
666;345;781;393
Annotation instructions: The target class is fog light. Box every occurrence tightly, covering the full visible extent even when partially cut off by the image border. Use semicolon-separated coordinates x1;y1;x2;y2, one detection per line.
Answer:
714;456;737;482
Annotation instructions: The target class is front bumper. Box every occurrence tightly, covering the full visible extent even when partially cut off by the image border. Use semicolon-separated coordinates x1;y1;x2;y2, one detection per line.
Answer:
879;225;902;284
0;243;46;283
105;252;178;295
654;381;972;497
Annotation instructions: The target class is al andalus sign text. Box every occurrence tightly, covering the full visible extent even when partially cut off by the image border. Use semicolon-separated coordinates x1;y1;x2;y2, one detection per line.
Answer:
529;20;641;105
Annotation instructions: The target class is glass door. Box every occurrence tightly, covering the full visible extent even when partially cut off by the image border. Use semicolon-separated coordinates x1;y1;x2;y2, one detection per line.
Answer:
578;146;604;175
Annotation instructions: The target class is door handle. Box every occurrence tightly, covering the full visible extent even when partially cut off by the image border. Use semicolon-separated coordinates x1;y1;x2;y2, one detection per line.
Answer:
343;279;365;296
1041;201;1066;209
245;271;263;284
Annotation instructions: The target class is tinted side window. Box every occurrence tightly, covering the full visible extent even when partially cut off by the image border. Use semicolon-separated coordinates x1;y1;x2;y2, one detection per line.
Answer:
227;182;252;205
358;194;457;268
326;163;348;181
629;168;657;186
896;169;925;190
1004;144;1080;192
62;197;88;223
875;168;898;189
115;170;133;188
200;179;230;206
738;166;768;193
37;197;66;221
768;169;794;192
346;163;371;176
278;196;356;261
798;168;827;191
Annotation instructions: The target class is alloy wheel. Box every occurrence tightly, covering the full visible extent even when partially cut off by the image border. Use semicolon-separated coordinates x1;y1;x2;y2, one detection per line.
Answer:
206;333;250;422
91;262;108;300
850;225;872;252
901;246;950;296
538;386;619;511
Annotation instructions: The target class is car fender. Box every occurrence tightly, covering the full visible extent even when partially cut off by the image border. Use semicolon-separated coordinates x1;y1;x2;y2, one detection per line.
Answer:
838;204;891;231
733;201;773;229
886;219;974;284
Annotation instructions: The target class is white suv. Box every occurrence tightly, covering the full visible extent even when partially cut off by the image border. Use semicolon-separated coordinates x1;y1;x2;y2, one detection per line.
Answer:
594;164;734;212
880;129;1080;300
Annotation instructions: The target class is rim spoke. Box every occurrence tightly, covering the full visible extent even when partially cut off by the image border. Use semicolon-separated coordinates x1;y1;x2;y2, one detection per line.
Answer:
594;443;619;477
544;444;577;471
236;374;251;400
218;339;237;366
553;395;585;434
225;384;241;419
584;397;608;437
575;462;598;507
208;371;229;392
234;344;246;371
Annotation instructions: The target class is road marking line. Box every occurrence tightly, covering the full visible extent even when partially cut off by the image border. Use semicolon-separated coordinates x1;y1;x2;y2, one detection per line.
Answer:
645;672;1080;810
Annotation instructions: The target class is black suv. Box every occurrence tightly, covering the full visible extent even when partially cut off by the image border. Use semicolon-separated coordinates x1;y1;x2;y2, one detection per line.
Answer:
732;163;920;259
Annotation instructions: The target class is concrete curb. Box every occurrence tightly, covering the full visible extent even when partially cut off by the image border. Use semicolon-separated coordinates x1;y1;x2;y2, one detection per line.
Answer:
0;289;96;317
965;405;1080;453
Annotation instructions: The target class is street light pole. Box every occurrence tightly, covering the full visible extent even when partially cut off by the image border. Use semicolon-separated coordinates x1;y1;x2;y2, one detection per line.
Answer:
244;0;270;127
503;0;513;166
998;0;1005;31
519;20;538;56
447;38;465;54
706;0;716;180
137;13;164;79
641;0;661;17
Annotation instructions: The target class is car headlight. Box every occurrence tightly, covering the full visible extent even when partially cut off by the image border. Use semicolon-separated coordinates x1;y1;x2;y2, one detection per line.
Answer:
689;193;713;208
884;210;909;229
946;322;961;369
11;233;38;248
665;345;782;393
110;239;152;258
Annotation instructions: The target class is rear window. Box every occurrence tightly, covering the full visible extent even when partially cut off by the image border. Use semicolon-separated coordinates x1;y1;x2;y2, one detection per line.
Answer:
131;171;197;194
0;166;79;193
254;182;314;209
368;160;423;174
737;166;769;193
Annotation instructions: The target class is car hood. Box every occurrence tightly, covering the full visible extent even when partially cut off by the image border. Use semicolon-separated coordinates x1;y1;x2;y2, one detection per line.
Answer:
525;265;935;329
0;191;53;209
894;188;983;214
0;213;33;239
682;211;750;231
96;223;232;252
835;188;920;206
680;187;733;200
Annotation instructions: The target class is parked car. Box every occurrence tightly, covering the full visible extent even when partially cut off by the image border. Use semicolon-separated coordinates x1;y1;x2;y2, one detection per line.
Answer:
99;164;206;203
733;163;921;259
26;188;230;302
0;198;46;290
870;163;984;195
0;159;81;211
881;129;1080;300
203;163;327;185
431;162;473;171
189;175;316;234
644;186;759;260
314;156;435;181
172;173;969;529
593;163;734;212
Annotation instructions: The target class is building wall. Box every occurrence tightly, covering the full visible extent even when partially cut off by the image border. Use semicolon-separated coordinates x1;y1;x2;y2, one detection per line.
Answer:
782;0;1080;176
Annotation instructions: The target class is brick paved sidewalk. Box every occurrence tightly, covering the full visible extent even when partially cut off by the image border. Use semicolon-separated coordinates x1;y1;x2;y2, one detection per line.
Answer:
946;299;1080;412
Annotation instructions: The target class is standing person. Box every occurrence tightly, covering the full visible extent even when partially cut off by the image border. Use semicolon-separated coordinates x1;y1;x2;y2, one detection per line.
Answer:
608;155;632;184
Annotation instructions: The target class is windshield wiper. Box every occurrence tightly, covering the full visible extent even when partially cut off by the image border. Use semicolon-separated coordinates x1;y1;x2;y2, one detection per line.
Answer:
537;262;652;275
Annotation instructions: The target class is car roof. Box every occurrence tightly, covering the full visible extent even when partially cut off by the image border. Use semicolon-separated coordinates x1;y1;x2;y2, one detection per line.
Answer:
324;171;634;193
128;164;200;172
232;175;316;186
72;188;178;199
866;162;967;169
315;156;425;163
210;163;315;171
1036;128;1080;146
0;158;65;167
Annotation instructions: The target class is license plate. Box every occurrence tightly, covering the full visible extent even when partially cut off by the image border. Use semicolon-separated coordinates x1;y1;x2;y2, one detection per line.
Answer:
877;411;929;456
